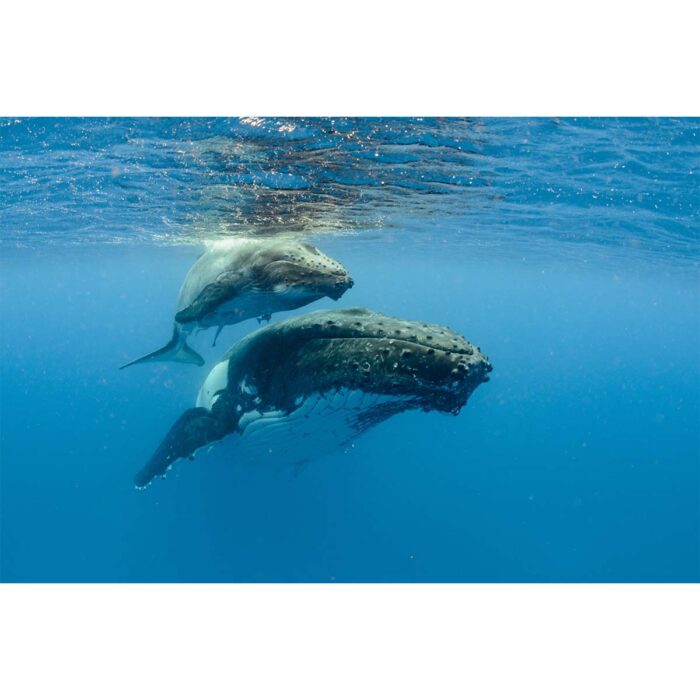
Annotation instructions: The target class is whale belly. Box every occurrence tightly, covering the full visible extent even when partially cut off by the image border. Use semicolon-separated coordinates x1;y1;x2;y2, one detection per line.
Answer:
199;289;318;328
207;389;409;471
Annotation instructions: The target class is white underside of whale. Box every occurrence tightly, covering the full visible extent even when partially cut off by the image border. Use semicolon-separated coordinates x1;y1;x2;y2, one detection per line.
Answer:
196;360;229;408
191;358;410;474
199;288;316;329
197;388;406;473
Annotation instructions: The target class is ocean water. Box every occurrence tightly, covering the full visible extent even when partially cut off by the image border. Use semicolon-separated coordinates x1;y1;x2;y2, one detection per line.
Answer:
0;117;698;582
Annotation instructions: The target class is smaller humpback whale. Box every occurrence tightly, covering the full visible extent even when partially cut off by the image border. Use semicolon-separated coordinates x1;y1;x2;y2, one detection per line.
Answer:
120;238;353;369
134;307;492;488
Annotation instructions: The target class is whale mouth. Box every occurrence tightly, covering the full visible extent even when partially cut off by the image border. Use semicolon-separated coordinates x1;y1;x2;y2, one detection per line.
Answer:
321;334;493;380
285;324;492;400
315;321;482;358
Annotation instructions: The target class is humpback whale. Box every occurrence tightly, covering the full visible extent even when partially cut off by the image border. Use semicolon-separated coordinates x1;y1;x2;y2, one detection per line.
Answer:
120;238;353;369
134;308;492;488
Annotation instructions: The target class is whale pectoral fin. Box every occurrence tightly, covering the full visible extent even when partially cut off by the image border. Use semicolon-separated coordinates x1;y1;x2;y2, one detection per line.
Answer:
134;407;222;488
120;326;204;369
175;272;247;325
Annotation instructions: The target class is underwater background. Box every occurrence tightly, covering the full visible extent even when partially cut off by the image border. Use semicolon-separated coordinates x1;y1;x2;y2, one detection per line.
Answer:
0;117;698;582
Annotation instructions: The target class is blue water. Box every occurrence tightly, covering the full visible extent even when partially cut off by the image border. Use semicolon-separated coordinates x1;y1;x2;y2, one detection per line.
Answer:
1;117;698;582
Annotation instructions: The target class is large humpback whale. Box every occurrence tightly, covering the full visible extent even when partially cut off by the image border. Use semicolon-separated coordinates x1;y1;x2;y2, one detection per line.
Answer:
134;308;492;488
120;238;353;369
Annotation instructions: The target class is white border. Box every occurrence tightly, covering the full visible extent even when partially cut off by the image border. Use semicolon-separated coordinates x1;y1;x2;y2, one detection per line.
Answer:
1;585;698;698
1;1;699;115
1;2;699;697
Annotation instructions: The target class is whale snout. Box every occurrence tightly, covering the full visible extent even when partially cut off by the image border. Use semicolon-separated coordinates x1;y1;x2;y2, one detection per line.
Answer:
328;275;354;300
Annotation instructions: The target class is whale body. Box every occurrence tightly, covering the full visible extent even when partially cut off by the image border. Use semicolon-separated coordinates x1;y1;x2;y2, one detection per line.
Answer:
120;238;353;368
134;307;492;488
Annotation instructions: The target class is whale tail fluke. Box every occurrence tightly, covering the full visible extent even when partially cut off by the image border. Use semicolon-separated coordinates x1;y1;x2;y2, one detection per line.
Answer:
119;327;205;369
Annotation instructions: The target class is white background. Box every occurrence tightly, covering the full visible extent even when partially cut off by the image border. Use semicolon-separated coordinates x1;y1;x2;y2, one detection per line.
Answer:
1;1;698;698
1;585;698;698
2;1;698;115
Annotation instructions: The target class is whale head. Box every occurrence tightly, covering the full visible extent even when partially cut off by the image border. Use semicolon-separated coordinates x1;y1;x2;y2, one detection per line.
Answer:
225;307;492;416
255;240;353;301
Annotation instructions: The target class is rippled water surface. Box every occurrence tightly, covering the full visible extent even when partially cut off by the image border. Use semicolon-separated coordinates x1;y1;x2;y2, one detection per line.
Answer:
1;118;698;582
2;117;698;262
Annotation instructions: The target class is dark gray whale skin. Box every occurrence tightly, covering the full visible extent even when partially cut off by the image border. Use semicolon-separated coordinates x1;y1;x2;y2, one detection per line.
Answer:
134;308;492;488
